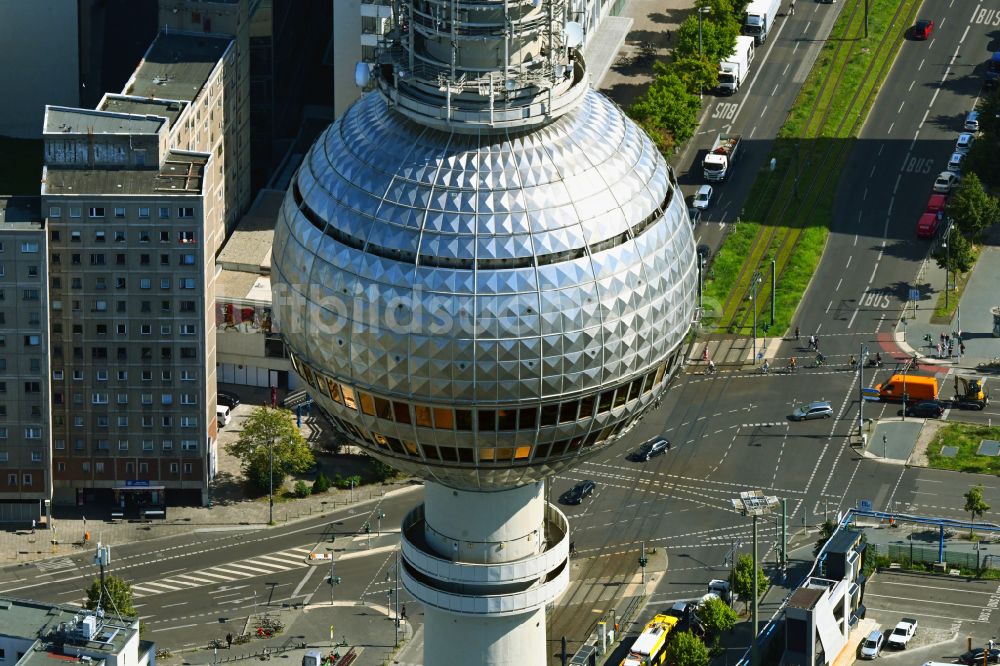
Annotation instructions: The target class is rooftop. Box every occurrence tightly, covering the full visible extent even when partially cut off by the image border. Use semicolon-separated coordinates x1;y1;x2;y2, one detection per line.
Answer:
43;152;209;196
217;270;272;305
787;585;825;610
44;107;166;136
0;196;43;231
98;95;187;129
126;32;232;102
216;189;281;273
0;596;138;659
825;529;863;556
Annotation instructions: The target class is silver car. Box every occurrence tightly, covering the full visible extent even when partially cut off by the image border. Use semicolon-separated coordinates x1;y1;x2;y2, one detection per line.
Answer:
859;629;883;659
792;401;833;421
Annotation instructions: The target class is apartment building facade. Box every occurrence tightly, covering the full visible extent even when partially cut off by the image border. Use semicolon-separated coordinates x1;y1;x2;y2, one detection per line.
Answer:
42;106;218;508
0;197;51;522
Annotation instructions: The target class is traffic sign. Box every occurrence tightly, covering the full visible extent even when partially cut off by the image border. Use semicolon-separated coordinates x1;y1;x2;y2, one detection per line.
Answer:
861;387;881;401
908;288;921;302
858;499;873;512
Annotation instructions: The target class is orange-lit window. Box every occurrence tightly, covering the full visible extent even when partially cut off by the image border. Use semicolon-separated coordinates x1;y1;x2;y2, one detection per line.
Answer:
313;373;329;397
414;405;433;428
371;431;389;447
514;445;531;460
433;408;453;429
327;380;343;404
479;447;496;461
342;386;357;410
654;363;667;385
359;392;376;416
496;447;514;461
402;440;418;455
302;365;316;388
393;402;412;424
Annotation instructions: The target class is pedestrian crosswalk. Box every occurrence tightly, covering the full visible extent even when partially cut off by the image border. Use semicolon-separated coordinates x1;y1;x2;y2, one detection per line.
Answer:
131;547;314;597
36;557;77;574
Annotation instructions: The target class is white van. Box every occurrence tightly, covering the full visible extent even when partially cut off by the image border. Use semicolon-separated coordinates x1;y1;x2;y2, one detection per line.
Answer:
216;405;232;427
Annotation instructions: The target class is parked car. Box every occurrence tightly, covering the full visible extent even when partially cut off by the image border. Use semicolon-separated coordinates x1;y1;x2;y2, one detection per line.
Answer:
696;244;712;263
632;437;670;461
955;132;975;154
947;151;965;174
859;629;884;659
916;212;941;239
965;110;980;132
885;617;918;648
791;401;833;421
932;170;960;193
961;647;1000;664
218;391;241;409
687;207;703;226
692;184;714;210
561;480;596;505
911;18;933;39
905;400;945;418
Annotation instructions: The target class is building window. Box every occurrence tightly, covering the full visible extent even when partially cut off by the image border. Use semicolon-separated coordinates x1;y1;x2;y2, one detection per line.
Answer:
160;278;171;290
20;242;39;253
162;394;173;405
181;370;196;381
22;289;40;300
25;427;41;439
139;230;150;243
180;324;196;335
96;369;108;381
6;474;15;485
139;462;148;473
178;231;196;244
181;254;195;265
95;462;104;473
114;207;125;218
31;451;42;462
24;381;40;393
170;463;179;473
95;231;106;243
24;335;40;347
183;463;193;474
92;393;109;404
125;462;134;473
69;207;81;218
138;207;150;219
89;207;105;218
91;254;106;265
115;230;126;242
181;416;197;428
141;394;153;405
158;207;170;219
118;440;129;451
0;428;7;439
142;440;153;451
49;207;61;218
117;395;128;406
55;440;65;450
163;440;174;451
160;231;169;243
181;440;197;450
140;279;151;289
178;207;194;218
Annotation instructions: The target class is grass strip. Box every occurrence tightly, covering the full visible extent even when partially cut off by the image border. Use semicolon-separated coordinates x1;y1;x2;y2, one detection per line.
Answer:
926;423;1000;475
931;247;980;323
702;0;920;337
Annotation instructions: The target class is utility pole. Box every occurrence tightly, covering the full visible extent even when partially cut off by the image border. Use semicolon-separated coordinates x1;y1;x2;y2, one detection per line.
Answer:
94;542;110;612
394;550;400;647
770;259;776;328
268;437;275;525
751;515;759;666
858;343;868;437
750;271;763;365
639;541;648;584
731;491;779;666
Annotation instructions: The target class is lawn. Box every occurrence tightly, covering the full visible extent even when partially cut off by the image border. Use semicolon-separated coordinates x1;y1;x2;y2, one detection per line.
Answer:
0;135;43;195
926;423;1000;475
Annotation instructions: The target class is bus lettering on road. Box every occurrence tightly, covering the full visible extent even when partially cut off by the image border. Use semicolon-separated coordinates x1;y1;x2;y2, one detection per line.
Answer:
973;7;1000;25
902;156;933;174
978;582;1000;622
861;290;891;309
712;102;739;120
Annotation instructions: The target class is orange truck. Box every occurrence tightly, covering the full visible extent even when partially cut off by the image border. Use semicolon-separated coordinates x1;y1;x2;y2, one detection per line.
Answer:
875;374;939;402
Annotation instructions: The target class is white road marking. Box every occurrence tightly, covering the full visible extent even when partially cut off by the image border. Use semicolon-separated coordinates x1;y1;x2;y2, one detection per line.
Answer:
918;59;924;71
908;81;914;92
887;122;893;134
869;263;879;284
959;25;969;44
920;109;929;128
847;307;859;329
898;101;905;113
826;301;833;313
760;105;768;118
929;87;940;108
845;256;852;269
772;83;779;96
835;278;842;291
782;63;790;76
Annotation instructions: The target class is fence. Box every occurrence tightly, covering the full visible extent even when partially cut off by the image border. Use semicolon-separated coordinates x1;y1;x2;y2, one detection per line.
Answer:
869;542;1000;572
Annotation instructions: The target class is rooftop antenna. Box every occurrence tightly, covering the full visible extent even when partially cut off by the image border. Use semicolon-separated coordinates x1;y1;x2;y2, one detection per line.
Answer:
93;542;111;613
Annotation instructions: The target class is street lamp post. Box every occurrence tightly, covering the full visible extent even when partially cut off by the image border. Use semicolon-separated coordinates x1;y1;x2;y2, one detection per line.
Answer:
749;271;763;365
268;437;275;525
858;343;868;437
882;433;887;459
942;226;952;310
732;491;780;666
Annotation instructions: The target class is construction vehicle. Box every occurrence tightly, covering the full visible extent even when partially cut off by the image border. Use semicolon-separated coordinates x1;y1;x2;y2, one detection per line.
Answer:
703;133;742;181
620;614;679;666
954;376;989;410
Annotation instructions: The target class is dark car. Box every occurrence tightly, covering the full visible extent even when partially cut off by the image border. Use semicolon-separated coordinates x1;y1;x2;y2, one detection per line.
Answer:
632;437;670;461
218;391;241;409
561;480;596;505
961;647;1000;664
687;207;702;226
911;19;933;39
696;244;712;263
904;400;944;418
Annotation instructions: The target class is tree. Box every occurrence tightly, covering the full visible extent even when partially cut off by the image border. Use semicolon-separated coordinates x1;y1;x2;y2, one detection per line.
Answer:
676;12;740;64
732;552;768;607
697;595;738;635
629;71;702;149
964;484;990;537
932;228;975;275
664;630;710;666
814;518;838;556
225;407;315;493
84;574;137;617
312;471;331;494
947;172;1000;243
671;56;719;96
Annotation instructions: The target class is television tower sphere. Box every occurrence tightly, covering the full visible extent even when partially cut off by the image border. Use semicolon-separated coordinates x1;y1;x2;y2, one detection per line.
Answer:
271;86;696;488
272;1;696;663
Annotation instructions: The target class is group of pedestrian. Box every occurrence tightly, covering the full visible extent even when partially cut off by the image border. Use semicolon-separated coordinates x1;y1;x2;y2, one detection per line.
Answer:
807;334;820;352
936;332;963;359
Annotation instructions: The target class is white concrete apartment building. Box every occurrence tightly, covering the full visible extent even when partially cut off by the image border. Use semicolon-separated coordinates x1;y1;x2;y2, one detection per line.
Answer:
42;105;219;508
0;197;51;523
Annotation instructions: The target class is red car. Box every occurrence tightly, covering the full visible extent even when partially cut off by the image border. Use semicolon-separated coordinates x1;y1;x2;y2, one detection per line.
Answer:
912;19;933;39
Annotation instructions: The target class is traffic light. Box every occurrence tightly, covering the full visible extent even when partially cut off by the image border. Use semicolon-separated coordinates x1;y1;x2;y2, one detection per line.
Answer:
638;556;648;568
328;576;342;585
363;522;371;534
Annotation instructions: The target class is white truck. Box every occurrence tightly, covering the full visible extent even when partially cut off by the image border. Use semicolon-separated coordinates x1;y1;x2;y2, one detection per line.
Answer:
702;133;742;181
718;35;755;95
886;617;918;649
744;0;781;45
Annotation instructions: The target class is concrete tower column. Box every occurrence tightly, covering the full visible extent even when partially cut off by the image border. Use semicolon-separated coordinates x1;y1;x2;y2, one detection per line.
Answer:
399;482;570;666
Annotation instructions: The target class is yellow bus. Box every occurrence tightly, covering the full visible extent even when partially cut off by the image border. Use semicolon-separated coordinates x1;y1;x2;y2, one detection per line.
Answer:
621;614;679;666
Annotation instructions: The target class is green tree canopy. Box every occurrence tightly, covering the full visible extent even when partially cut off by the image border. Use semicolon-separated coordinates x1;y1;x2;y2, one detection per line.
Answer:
964;484;990;536
732;552;768;605
84;574;137;617
947;172;1000;243
676;12;740;64
629;71;702;150
671;55;719;95
932;227;975;275
225;407;315;492
697;595;738;635
664;629;710;666
814;518;838;556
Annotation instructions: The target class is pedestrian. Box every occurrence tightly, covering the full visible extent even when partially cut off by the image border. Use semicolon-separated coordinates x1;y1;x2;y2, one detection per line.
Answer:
936;342;942;358
809;334;816;350
666;29;672;43
814;336;820;351
31;519;36;535
702;348;709;362
960;341;966;355
226;633;233;649
795;325;800;340
401;603;407;620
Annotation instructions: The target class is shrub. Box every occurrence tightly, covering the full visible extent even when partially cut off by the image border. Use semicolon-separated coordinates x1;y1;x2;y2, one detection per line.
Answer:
293;480;311;498
312;472;331;494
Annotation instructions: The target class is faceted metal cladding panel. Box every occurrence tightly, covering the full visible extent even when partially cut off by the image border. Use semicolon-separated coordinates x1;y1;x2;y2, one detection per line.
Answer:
272;89;698;490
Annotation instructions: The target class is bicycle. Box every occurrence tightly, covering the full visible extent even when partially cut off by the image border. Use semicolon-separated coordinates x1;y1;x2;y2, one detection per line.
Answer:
814;354;825;367
209;639;226;649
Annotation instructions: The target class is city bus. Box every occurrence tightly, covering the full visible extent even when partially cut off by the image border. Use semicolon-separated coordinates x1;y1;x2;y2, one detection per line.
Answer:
621;614;679;666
